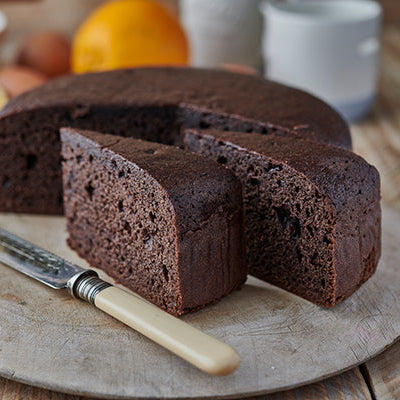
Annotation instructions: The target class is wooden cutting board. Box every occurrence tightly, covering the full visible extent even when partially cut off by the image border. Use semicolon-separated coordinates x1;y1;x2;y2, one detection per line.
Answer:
0;205;399;399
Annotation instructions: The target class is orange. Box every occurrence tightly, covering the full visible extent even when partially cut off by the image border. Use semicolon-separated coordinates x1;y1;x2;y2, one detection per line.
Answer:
72;0;189;73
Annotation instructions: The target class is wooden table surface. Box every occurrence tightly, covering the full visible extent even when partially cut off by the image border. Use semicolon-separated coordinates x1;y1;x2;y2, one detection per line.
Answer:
0;13;399;400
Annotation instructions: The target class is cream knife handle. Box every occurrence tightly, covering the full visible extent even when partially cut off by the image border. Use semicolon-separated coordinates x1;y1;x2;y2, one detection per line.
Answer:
69;272;240;376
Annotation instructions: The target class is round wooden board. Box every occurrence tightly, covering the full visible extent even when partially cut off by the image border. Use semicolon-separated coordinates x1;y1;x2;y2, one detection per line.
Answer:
0;204;399;399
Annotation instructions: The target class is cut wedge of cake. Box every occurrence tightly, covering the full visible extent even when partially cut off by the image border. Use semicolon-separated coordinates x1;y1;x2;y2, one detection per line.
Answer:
185;129;381;307
61;128;247;316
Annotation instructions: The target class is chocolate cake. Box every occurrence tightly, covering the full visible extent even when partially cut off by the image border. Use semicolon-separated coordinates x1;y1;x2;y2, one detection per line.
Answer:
0;67;351;215
0;67;380;308
61;128;247;316
184;129;381;306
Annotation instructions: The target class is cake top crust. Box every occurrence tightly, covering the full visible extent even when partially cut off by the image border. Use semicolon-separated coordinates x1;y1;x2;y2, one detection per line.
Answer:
3;67;351;149
61;127;243;234
186;129;380;215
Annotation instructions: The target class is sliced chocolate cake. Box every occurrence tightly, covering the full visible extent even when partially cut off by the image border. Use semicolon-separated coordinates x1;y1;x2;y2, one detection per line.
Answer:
61;128;247;316
0;67;351;215
0;67;380;309
184;129;381;306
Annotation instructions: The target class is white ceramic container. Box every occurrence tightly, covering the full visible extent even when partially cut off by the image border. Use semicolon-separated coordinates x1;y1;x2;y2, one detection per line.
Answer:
260;0;382;121
180;0;263;69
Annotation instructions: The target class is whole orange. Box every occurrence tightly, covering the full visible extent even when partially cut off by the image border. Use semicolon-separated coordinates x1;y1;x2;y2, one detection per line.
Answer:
72;0;189;73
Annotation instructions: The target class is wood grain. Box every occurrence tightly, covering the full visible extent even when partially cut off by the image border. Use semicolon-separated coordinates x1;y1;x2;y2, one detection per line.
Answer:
254;368;372;400
0;367;372;400
363;340;400;400
0;377;80;400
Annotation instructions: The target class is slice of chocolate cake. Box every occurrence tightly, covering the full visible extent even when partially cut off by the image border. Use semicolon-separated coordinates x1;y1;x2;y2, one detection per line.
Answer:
185;129;381;307
61;128;247;316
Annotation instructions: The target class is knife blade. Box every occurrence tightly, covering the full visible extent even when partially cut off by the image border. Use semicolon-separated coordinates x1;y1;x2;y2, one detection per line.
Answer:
0;228;240;376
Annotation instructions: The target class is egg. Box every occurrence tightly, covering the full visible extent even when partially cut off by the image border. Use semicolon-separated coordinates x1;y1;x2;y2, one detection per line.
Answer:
0;66;47;98
17;32;71;78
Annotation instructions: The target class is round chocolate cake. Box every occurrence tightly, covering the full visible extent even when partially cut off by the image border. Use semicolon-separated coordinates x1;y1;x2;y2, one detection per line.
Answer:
0;67;379;309
0;67;350;214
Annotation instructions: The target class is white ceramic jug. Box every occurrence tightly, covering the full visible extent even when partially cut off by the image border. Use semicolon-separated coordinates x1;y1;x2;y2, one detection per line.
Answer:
260;0;382;121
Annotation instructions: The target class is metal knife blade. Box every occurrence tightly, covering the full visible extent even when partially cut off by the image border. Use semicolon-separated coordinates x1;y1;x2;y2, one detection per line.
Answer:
0;227;85;289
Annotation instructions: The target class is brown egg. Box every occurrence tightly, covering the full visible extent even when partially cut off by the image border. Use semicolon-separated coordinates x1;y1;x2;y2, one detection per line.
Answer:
17;32;71;78
0;66;47;98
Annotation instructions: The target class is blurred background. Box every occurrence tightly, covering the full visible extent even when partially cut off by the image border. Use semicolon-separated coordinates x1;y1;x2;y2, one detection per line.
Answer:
0;0;397;121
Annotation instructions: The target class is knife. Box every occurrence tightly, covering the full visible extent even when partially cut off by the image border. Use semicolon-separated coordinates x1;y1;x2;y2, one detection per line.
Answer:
0;228;240;376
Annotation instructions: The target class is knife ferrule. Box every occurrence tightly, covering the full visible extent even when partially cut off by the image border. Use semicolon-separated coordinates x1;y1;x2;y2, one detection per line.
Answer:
67;270;112;304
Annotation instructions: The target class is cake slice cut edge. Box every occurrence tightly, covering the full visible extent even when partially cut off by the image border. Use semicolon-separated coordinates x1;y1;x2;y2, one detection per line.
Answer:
184;128;381;307
60;127;247;316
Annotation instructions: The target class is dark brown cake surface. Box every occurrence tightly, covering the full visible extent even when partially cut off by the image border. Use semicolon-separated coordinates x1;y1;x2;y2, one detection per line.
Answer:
1;68;351;148
184;129;381;306
61;128;247;315
0;67;351;215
